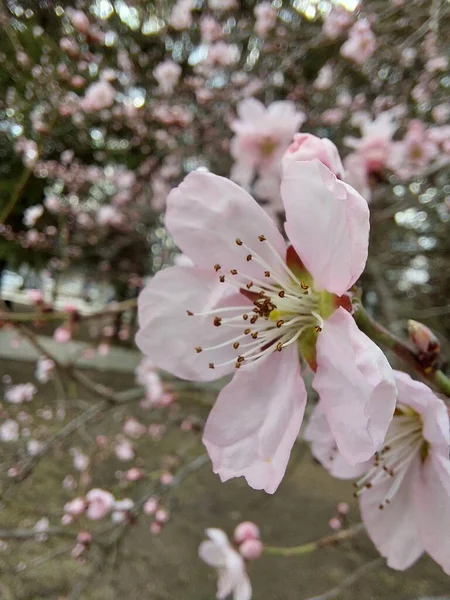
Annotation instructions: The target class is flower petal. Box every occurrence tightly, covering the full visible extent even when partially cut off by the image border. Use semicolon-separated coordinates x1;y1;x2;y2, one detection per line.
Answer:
394;370;450;451
166;171;287;279
281;160;369;296
199;541;226;568
304;403;370;479
413;452;450;575
136;266;252;381
313;308;397;463
360;455;424;570
203;344;306;494
234;574;252;600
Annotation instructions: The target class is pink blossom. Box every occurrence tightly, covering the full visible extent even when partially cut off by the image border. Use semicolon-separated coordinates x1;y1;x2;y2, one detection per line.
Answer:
114;438;135;461
337;502;349;515
34;517;49;542
282;133;344;179
135;357;164;404
208;0;238;9
150;521;162;535
54;326;72;344
199;529;251;600
123;417;147;439
27;289;44;304
170;0;194;30
160;472;173;486
35;358;55;383
136;165;396;493
111;498;134;523
207;42;240;67
340;20;376;65
64;497;87;517
5;383;37;404
313;64;333;90
27;439;43;456
23;205;44;228
230;98;305;189
85;488;115;520
200;16;222;43
126;467;144;482
328;517;342;531
144;497;159;515
239;539;263;561
322;6;353;39
388;120;439;179
306;371;450;575
254;3;277;38
153;60;182;95
44;195;61;213
234;522;260;544
0;419;19;442
345;110;400;173
155;508;169;524
97;205;125;227
70;448;89;472
80;81;115;112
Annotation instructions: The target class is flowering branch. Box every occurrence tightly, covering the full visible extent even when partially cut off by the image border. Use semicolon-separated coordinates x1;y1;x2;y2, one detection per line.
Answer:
264;523;364;557
354;304;450;397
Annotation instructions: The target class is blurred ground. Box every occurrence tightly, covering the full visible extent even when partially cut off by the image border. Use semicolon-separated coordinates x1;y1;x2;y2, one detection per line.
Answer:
1;354;449;600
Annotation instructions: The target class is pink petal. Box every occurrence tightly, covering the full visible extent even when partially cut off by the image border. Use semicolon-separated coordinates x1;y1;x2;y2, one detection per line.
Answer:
281;160;369;296
360;455;424;570
394;371;450;451
166;171;286;279
304;403;370;479
203;344;306;494
136;266;252;381
413;452;450;575
199;541;226;568
313;308;396;463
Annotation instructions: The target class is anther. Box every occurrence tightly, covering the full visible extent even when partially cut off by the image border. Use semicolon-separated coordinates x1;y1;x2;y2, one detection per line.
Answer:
214;264;221;272
315;326;322;333
233;342;240;349
237;356;245;363
276;320;284;328
214;317;222;327
264;271;270;277
243;314;248;320
235;362;241;369
258;291;266;298
230;269;238;275
187;310;194;316
258;235;266;242
236;238;243;246
195;347;202;353
219;275;225;283
244;328;251;335
246;254;252;261
300;281;309;291
278;291;285;298
250;316;258;324
251;332;258;339
276;342;283;351
209;363;215;369
246;282;253;289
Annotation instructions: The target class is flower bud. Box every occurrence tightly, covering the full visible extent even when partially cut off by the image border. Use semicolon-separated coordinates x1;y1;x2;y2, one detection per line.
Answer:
239;538;263;561
282;133;345;179
408;320;440;370
234;521;260;544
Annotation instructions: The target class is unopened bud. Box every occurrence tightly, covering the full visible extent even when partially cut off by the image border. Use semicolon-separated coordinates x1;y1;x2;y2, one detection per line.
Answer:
408;320;440;370
239;538;263;561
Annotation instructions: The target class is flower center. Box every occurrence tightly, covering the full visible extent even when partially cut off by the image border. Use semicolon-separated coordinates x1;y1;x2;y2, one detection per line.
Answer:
188;234;322;370
354;406;425;509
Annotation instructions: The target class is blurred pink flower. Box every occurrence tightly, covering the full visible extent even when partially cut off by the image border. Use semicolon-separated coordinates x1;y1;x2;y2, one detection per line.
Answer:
388;120;439;179
23;205;43;228
254;2;277;38
340;20;376;65
0;419;19;442
234;522;260;544
136;165;396;493
153;60;182;95
80;80;115;112
85;488;115;520
5;383;37;404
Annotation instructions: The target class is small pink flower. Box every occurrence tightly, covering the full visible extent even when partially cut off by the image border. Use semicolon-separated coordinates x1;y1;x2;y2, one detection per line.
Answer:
5;383;37;404
160;472;173;486
123;417;147;439
85;488;115;520
80;80;115;112
323;6;353;39
64;497;87;517
153;60;182;95
23;205;44;228
54;326;72;344
340;20;376;65
199;529;251;600
136;164;396;493
69;9;90;34
111;498;134;523
35;358;55;383
114;438;135;462
126;467;144;482
234;522;260;544
150;521;162;535
337;502;349;515
254;2;277;38
282;133;344;179
306;371;450;575
144;497;159;515
328;517;342;531
0;419;19;442
239;538;263;561
155;508;169;524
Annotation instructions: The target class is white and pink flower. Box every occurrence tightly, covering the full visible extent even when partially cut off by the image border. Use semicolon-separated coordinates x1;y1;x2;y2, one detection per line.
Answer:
305;371;450;575
85;488;115;520
136;162;397;493
199;528;252;600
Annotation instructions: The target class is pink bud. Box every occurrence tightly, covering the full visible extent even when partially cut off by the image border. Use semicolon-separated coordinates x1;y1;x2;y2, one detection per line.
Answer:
77;531;92;545
155;509;169;524
239;538;263;561
337;502;349;515
234;521;260;544
408;320;440;355
160;472;173;486
150;521;162;535
328;517;342;531
143;497;159;515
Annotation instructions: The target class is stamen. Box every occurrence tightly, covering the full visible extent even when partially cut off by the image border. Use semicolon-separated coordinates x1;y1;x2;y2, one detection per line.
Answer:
214;317;222;327
258;235;266;241
236;239;243;246
246;254;252;261
187;310;194;316
195;347;202;353
214;264;221;272
230;269;238;275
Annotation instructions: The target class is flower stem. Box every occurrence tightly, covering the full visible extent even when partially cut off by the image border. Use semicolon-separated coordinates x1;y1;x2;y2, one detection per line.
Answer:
354;304;450;398
264;523;364;557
